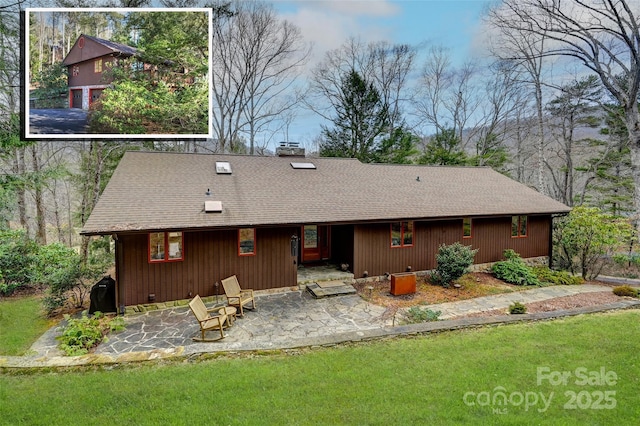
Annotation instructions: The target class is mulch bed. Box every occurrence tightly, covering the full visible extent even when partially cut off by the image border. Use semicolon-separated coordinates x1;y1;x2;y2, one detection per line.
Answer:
352;272;629;319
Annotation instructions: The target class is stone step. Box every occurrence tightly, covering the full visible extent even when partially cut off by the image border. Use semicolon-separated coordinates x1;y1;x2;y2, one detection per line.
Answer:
306;282;357;298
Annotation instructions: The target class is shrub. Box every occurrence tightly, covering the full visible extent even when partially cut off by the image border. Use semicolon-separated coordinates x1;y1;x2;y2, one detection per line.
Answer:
57;312;125;356
612;285;639;298
509;301;527;314
41;243;112;316
405;306;441;323
532;266;584;286
612;253;640;268
554;206;633;279
492;251;540;286
432;242;478;287
0;229;39;295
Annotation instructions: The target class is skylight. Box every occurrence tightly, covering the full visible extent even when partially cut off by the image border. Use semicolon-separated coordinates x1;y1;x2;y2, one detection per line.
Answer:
290;162;316;169
215;161;232;174
204;200;223;213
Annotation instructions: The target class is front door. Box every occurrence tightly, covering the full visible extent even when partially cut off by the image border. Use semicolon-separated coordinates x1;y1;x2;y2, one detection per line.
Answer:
302;225;330;263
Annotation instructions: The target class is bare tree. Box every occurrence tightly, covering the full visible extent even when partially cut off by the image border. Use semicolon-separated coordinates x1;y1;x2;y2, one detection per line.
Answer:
0;0;22;119
307;37;415;142
413;46;481;148
470;61;527;170
211;0;310;154
368;41;416;133
486;2;557;194
487;0;640;219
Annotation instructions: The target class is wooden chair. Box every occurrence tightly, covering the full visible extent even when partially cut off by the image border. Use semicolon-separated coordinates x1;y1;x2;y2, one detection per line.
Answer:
221;275;256;316
188;295;230;341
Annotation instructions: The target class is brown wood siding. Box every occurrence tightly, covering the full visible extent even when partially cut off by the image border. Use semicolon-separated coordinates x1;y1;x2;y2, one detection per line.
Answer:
351;216;552;278
469;216;551;262
117;227;298;306
63;36;117;66
67;56;115;87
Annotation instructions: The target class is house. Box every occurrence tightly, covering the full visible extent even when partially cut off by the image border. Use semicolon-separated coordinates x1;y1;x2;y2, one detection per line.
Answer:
81;151;571;310
62;34;139;110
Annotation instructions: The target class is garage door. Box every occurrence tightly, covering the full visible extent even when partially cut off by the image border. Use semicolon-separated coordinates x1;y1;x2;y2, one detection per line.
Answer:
70;89;82;108
90;89;103;107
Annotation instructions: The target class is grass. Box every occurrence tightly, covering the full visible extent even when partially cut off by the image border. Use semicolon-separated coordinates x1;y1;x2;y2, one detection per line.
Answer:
0;295;54;356
1;310;638;425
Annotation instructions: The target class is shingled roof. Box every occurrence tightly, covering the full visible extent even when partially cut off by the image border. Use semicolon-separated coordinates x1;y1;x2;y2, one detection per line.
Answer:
62;34;138;66
81;151;571;235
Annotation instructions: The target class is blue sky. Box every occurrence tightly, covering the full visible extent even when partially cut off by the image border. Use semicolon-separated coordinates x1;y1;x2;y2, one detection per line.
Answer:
273;0;493;66
268;0;494;147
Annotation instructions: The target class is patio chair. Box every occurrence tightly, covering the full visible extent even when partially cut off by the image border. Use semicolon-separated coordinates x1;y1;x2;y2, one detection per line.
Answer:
221;275;256;316
188;295;231;341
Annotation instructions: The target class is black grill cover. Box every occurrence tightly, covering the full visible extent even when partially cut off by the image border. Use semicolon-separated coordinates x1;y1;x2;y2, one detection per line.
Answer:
88;275;116;314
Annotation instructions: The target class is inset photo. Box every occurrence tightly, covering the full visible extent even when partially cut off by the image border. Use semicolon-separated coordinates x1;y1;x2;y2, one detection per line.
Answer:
25;8;212;139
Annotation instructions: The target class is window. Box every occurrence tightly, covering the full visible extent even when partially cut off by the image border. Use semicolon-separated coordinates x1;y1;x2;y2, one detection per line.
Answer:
94;58;102;73
463;217;472;238
131;61;144;71
238;228;256;256
149;232;183;262
511;216;527;237
304;225;318;248
391;221;413;247
72;65;79;77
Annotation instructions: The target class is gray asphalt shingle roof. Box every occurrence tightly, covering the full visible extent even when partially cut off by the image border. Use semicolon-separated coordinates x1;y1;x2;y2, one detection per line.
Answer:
81;151;571;235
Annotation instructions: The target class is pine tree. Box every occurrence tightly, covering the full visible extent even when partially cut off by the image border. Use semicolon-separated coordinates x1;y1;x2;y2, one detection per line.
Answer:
418;128;468;166
578;105;634;216
320;69;390;163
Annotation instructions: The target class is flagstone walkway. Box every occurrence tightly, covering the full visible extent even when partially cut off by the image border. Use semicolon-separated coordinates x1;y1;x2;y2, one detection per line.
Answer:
3;282;638;369
430;284;613;319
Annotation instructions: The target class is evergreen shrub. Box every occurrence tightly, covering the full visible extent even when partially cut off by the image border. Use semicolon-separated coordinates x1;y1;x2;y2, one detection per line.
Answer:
432;242;478;287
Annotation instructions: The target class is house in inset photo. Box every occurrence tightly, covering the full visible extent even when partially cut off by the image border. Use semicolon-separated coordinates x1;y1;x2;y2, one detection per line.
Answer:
26;8;211;138
62;34;139;110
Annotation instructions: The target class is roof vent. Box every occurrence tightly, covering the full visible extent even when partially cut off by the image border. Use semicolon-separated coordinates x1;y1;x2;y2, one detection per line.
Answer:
290;162;316;169
215;161;232;174
204;200;223;213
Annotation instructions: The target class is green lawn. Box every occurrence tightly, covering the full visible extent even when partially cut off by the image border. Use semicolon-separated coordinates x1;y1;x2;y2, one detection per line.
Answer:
1;310;638;425
0;296;53;356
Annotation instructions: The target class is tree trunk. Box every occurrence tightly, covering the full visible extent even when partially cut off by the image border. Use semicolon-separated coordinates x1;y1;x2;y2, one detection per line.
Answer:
13;147;30;236
629;134;640;234
535;82;546;195
31;144;47;245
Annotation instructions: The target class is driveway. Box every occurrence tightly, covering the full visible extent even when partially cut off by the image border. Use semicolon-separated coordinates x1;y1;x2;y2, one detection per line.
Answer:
29;108;89;135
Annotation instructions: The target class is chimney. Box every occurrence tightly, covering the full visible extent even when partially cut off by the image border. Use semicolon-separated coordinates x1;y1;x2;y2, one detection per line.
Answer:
276;141;305;157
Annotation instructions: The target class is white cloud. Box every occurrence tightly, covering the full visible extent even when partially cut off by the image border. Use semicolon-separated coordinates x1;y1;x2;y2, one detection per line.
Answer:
308;0;401;17
278;1;398;67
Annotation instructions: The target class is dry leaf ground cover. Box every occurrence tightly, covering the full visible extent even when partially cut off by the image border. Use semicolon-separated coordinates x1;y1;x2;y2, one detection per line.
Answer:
352;272;625;318
353;272;516;308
